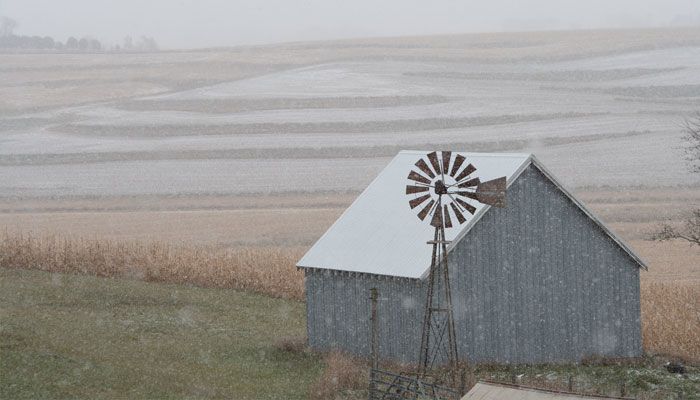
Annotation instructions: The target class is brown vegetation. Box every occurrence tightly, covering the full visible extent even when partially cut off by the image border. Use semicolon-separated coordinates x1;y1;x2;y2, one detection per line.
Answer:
0;231;305;300
641;281;700;362
274;335;309;354
1;230;698;362
310;351;367;400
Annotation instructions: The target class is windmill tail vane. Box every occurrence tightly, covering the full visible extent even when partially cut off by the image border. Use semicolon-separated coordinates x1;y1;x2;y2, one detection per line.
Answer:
405;150;507;388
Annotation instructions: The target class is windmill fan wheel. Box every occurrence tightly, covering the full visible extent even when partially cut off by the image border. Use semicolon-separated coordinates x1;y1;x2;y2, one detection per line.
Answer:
406;151;507;228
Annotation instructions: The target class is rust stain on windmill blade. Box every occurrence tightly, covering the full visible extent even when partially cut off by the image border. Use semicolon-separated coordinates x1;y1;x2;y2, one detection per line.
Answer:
443;204;453;228
458;177;480;188
430;202;443;227
406;185;430;194
450;154;465;177
427;151;442;175
409;194;432;209
456;197;477;214
415;159;436;179
450;202;467;223
408;170;432;185
455;163;477;182
417;199;436;220
441;151;452;176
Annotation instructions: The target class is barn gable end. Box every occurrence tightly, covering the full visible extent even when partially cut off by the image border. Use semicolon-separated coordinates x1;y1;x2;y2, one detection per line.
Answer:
449;164;641;364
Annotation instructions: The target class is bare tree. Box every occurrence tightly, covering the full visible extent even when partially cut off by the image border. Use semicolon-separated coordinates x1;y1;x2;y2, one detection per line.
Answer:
0;16;17;37
653;113;700;246
652;209;700;245
683;112;700;173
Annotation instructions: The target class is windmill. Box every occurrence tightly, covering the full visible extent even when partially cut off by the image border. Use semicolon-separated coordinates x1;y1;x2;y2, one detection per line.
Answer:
406;151;507;386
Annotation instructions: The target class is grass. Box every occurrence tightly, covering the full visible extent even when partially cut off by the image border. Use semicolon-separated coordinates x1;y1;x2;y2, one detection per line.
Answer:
0;268;322;399
310;351;367;400
1;268;699;399
459;361;700;399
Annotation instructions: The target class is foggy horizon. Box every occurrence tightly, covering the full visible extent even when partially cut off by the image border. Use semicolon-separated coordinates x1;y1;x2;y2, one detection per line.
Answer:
2;0;700;49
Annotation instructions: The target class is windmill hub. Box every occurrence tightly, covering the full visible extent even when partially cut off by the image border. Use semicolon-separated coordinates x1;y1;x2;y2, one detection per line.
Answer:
434;180;448;195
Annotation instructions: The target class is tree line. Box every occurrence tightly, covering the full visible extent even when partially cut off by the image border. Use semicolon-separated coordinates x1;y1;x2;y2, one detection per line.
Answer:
0;16;157;52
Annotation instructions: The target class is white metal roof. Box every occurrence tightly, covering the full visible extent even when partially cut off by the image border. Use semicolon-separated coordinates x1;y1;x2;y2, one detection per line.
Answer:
462;382;628;400
297;150;646;279
297;151;530;278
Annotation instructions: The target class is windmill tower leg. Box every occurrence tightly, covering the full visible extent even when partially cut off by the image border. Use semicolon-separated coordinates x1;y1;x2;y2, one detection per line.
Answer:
418;224;459;387
440;226;459;384
418;227;439;375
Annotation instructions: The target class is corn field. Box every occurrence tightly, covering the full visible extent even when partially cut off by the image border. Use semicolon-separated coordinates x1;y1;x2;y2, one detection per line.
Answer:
0;230;305;301
641;281;700;362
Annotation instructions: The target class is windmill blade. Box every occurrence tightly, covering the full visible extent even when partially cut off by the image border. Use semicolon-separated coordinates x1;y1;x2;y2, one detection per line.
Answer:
450;154;466;177
457;177;480;188
406;185;430;195
409;194;431;209
417;199;435;220
450;202;467;223
408;170;432;185
454;163;476;182
415;159;436;179
427;151;442;176
455;198;477;214
430;202;443;227
441;151;452;176
443;204;453;228
476;176;507;207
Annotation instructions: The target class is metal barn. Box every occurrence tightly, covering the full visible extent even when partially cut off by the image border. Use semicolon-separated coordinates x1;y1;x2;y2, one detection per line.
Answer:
297;151;645;364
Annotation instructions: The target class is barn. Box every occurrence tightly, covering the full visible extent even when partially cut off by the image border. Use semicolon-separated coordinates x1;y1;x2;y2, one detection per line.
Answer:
297;151;645;364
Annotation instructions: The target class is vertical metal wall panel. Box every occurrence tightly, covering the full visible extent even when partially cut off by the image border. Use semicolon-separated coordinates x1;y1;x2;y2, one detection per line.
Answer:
305;269;425;361
305;164;642;364
450;165;642;363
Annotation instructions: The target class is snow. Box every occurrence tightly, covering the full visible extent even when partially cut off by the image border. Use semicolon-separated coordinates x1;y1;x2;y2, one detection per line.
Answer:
1;46;700;198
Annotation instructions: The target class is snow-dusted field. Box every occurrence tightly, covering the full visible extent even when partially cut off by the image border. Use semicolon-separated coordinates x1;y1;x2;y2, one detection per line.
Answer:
1;30;700;198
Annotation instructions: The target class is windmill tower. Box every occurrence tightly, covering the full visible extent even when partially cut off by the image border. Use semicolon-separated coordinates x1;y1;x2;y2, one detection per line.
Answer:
405;151;507;386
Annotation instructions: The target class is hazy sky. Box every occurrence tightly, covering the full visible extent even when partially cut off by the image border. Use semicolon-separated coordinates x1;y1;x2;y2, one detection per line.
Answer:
2;0;699;49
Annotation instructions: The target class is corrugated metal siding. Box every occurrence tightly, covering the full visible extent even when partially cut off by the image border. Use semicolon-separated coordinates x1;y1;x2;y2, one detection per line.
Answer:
305;164;641;364
305;269;426;362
